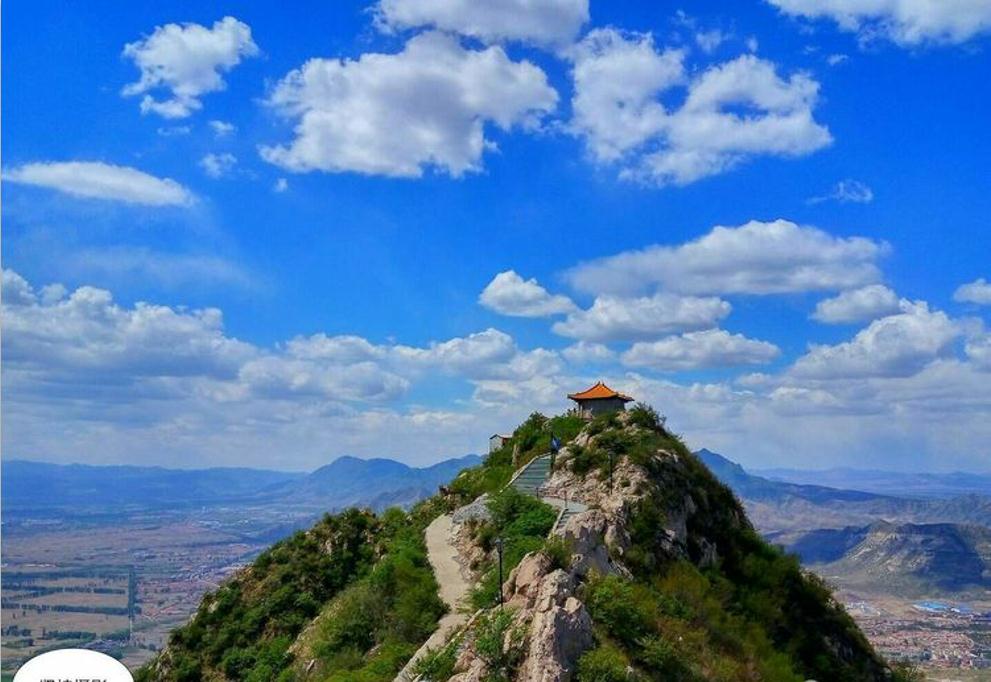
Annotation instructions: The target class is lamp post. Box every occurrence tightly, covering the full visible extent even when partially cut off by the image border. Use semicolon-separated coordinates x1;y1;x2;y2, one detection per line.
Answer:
494;537;505;609
608;450;615;493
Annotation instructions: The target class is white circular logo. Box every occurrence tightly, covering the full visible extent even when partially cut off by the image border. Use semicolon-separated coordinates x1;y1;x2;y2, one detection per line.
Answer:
14;648;134;682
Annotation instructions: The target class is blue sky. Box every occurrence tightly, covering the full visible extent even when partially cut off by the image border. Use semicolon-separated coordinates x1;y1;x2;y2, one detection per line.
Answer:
3;0;990;472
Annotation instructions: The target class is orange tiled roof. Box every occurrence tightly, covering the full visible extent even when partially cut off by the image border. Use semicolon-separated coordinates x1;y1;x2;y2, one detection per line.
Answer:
567;381;633;402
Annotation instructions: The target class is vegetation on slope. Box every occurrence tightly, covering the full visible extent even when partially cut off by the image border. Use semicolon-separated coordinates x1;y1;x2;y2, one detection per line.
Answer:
140;403;912;681
563;405;903;682
466;487;558;610
137;509;382;681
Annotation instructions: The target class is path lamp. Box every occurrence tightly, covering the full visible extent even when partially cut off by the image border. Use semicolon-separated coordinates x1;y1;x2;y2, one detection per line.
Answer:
608;450;615;493
495;537;505;609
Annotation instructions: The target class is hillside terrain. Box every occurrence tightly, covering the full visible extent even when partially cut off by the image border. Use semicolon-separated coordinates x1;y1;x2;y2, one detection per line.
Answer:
774;522;991;595
697;449;991;532
138;407;907;682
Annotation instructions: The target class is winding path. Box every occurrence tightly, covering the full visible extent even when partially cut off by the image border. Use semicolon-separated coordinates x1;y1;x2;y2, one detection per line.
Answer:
395;455;588;681
394;514;469;682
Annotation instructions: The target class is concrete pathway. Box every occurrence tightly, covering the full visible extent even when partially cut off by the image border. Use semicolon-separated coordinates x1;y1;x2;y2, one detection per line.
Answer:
395;514;469;682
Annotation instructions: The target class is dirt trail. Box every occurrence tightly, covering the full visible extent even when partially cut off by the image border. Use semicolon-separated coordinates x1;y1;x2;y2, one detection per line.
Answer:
394;514;469;681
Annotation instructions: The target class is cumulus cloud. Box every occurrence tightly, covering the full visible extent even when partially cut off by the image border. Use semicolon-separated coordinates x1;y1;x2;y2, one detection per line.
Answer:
808;178;874;204
478;270;576;317
260;31;557;178
374;0;589;46
561;341;615;364
767;0;991;45
812;284;904;323
622;329;780;370
3;161;193;206
569;29;831;185
2;271;559;416
5;269;990;471
954;277;991;305
792;301;960;379
552;293;731;342
966;332;991;370
2;275;254;384
122;16;259;118
209;120;236;136
567;219;887;296
199;152;238;178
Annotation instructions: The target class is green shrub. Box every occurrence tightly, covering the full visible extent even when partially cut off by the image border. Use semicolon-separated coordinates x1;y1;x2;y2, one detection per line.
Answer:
543;535;573;571
577;643;631;682
583;574;653;647
473;609;525;681
411;636;460;681
627;403;664;431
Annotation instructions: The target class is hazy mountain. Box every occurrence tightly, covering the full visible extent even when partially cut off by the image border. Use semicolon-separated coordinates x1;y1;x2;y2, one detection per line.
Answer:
754;466;991;499
1;459;304;511
774;522;991;594
1;454;482;515
695;449;991;532
262;454;482;510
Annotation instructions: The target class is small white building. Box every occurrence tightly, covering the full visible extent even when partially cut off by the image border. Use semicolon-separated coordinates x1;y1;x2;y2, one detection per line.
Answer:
489;433;511;453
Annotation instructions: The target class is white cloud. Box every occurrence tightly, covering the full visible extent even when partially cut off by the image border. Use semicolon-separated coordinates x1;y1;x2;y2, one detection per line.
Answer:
374;0;589;46
808;178;874;204
767;0;991;46
561;341;615;364
157;125;191;137
567;219;887;296
199;152;238;178
273;177;289;193
209;120;236;136
122;16;259;118
954;277;991;305
569;29;831;185
238;357;410;402
260;31;557;178
966;331;991;369
569;29;686;163
5;270;990;471
792;301;960;379
478;270;576;317
551;293;731;342
812;284;903;323
695;29;727;52
3;161;193;206
965;332;991;370
622;329;780;370
826;53;849;65
2;274;254;384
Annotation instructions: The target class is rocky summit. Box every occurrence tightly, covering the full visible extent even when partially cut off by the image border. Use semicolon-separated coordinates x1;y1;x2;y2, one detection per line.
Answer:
138;405;911;682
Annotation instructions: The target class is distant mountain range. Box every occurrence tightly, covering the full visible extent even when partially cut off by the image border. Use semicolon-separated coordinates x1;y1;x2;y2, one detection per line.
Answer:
1;454;481;515
695;449;991;595
772;522;991;594
258;454;482;510
754;465;991;499
695;448;991;532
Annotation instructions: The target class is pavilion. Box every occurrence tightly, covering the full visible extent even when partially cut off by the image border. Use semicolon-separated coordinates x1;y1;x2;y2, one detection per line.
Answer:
567;381;633;419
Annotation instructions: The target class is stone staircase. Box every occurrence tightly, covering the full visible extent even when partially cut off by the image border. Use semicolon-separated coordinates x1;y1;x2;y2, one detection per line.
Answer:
553;504;583;530
509;454;552;494
507;454;587;534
